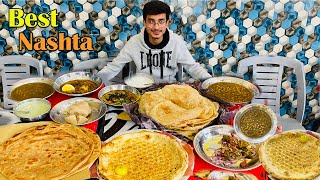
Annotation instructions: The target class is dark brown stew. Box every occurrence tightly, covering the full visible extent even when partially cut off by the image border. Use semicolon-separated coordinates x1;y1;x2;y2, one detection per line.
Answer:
11;83;54;101
101;90;138;106
208;82;253;103
239;108;272;138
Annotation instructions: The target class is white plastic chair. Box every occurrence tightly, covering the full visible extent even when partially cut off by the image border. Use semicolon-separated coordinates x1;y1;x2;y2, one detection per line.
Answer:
237;55;306;131
0;55;43;109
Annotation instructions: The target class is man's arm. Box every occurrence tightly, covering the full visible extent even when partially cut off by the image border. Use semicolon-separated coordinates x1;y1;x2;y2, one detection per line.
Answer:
176;39;212;80
97;44;133;83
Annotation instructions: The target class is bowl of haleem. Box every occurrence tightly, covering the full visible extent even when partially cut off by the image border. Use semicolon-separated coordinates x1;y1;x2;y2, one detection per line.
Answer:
233;104;277;144
8;77;55;102
53;71;103;96
201;77;259;104
98;85;140;107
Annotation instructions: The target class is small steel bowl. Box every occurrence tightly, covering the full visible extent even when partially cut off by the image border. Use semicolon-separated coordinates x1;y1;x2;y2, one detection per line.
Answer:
193;125;261;171
234;104;277;144
98;84;140;107
53;71;103;97
50;97;107;125
8;77;55;103
13;98;51;122
201;76;260;104
124;73;155;89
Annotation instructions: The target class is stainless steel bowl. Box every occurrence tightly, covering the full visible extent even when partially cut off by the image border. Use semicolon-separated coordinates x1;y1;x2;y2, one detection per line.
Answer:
201;76;260;104
53;71;103;96
98;84;140;107
234;104;277;144
50;97;107;125
124;73;155;88
193;125;261;171
8;77;55;103
13;98;51;122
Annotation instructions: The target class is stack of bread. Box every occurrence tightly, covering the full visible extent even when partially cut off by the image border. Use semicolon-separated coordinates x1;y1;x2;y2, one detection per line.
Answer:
0;124;101;180
138;84;219;139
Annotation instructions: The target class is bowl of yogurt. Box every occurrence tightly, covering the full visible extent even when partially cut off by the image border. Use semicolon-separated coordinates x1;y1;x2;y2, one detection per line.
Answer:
124;73;155;89
13;98;51;122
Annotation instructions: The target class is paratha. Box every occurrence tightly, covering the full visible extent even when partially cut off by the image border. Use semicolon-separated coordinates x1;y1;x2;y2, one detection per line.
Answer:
66;127;101;177
98;130;188;180
0;124;94;180
138;84;219;138
259;131;320;180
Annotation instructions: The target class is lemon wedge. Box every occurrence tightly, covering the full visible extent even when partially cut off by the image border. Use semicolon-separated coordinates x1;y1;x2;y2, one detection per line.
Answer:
114;165;128;176
62;84;75;93
116;112;131;121
299;135;309;143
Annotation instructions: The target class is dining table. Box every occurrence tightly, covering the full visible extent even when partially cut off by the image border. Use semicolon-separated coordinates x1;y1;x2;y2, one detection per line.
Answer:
45;85;269;180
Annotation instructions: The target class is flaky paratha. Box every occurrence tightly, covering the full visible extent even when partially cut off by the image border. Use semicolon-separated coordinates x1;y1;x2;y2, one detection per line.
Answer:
98;130;188;180
0;124;94;180
259;131;320;180
66;127;101;177
138;84;219;138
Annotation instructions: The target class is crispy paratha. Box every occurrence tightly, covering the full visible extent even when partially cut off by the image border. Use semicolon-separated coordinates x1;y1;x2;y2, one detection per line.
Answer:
0;124;94;180
259;131;320;180
138;84;219;138
98;130;188;180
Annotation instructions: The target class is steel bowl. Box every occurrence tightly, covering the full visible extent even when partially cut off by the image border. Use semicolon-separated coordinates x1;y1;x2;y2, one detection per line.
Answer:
193;125;261;171
50;97;107;125
13;98;51;122
234;104;277;144
201;76;260;104
8;77;55;103
53;71;103;97
124;73;155;89
98;84;141;107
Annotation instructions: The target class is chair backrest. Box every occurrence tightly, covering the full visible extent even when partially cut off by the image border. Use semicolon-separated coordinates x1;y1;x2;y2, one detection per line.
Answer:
237;55;306;122
0;55;43;109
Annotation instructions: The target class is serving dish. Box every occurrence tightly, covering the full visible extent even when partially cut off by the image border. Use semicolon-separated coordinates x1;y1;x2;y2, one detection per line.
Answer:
53;71;102;96
201;76;260;104
234;104;277;144
193;125;260;171
13;98;51;122
8;77;55;102
98;84;140;106
124;73;155;88
50;97;107;125
207;171;258;180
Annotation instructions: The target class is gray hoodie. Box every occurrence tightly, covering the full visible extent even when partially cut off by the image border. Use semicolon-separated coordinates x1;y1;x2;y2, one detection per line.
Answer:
97;28;212;83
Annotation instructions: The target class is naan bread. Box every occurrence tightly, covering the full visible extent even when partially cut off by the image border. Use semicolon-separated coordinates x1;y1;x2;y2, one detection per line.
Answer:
259;131;320;180
98;131;188;180
0;124;94;180
138;84;219;137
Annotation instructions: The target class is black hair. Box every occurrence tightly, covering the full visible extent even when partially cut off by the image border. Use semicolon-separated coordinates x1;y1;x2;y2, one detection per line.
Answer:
143;1;171;21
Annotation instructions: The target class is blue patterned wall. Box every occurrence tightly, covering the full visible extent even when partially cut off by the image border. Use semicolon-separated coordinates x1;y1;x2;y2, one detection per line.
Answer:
0;0;319;130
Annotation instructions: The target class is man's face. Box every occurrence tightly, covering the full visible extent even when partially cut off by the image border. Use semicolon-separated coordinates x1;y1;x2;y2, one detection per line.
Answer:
143;13;169;41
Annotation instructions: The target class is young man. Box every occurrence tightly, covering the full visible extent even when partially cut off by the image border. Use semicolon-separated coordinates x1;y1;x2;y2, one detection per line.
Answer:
77;1;211;83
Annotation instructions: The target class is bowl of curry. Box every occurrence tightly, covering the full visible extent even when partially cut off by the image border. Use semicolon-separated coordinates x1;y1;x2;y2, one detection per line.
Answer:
201;77;259;104
233;104;277;144
98;85;140;106
53;72;103;96
8;77;55;102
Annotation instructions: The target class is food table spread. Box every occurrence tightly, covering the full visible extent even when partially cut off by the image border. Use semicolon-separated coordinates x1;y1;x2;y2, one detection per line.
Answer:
45;86;268;180
1;74;319;180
